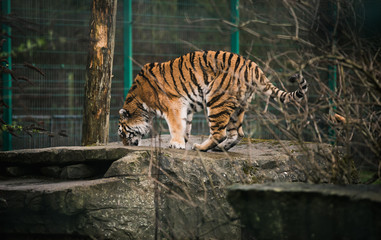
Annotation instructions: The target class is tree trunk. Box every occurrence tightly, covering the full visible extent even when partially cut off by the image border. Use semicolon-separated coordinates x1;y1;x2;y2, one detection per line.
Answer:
82;0;117;146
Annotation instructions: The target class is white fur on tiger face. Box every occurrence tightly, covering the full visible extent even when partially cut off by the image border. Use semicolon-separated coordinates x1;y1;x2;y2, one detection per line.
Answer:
118;108;150;146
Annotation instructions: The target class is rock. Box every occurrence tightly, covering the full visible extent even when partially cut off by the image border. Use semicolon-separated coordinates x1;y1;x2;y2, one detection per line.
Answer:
0;178;155;239
227;183;381;240
60;164;98;179
104;151;150;177
40;166;62;178
0;135;337;239
0;145;131;166
5;167;30;177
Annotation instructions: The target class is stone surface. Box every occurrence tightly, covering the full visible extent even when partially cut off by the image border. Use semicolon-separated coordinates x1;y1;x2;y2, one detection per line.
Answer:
0;177;155;239
40;166;63;178
5;166;31;177
227;183;381;240
60;164;99;179
0;146;132;166
0;135;336;239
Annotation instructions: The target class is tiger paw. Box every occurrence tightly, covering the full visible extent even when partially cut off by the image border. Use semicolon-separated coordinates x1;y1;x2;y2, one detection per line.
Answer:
192;143;207;152
169;141;185;149
192;143;200;150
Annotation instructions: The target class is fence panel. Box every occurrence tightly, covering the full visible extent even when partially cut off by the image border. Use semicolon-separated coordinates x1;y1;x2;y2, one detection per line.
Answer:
5;0;233;149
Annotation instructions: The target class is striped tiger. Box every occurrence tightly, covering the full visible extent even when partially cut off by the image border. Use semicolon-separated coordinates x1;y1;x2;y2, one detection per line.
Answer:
118;50;308;151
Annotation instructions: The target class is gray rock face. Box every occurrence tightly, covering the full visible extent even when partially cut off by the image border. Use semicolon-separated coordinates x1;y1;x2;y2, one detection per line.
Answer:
40;166;63;178
0;178;154;239
60;164;99;179
227;183;381;240
0;136;334;239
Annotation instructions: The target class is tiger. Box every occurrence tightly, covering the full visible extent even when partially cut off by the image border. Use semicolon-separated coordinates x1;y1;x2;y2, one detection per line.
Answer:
118;50;308;152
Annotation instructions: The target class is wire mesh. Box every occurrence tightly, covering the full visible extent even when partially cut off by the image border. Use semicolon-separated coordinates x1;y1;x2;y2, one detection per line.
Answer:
3;0;325;149
5;0;232;149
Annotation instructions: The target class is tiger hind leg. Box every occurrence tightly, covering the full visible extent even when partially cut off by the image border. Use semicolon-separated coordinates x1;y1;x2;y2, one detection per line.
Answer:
193;106;234;152
213;109;245;151
193;129;227;152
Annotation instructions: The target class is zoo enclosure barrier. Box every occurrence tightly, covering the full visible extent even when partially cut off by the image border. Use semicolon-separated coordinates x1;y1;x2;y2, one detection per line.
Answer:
2;0;245;150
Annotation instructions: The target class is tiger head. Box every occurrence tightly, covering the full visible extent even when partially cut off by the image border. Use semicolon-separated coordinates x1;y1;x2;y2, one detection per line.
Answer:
118;103;151;146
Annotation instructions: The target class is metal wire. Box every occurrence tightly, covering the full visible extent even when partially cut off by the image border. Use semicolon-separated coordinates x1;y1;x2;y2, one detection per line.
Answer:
8;0;232;149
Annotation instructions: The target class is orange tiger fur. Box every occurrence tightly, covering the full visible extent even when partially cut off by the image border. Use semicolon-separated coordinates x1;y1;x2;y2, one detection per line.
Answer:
118;50;308;151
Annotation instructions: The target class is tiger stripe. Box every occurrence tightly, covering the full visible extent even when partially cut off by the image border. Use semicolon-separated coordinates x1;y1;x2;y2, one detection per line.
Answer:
119;50;308;151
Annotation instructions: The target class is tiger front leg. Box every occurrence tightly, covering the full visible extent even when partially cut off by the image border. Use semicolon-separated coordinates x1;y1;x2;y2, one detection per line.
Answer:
165;105;188;149
184;109;194;143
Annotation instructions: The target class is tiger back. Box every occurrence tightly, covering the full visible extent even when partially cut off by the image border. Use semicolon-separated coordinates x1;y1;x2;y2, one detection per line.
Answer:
118;50;308;151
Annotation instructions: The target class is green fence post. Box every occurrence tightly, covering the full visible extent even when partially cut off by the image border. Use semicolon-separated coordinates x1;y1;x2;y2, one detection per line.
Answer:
1;0;12;151
123;0;133;98
230;0;239;54
328;2;337;144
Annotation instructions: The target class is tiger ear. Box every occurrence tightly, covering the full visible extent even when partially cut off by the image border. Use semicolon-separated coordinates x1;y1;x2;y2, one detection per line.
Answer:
119;109;129;118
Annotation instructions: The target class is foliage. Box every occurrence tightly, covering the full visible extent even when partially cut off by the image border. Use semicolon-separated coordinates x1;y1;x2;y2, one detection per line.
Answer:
236;0;381;184
143;2;381;236
0;10;67;142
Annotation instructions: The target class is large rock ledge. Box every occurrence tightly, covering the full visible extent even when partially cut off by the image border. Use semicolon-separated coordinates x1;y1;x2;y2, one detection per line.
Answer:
0;136;333;239
228;183;381;240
